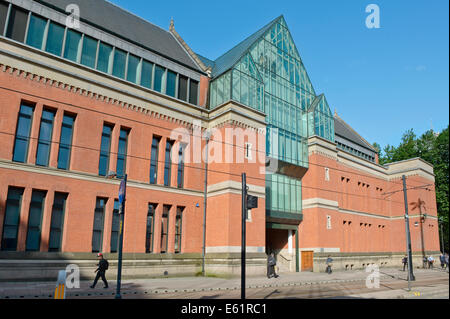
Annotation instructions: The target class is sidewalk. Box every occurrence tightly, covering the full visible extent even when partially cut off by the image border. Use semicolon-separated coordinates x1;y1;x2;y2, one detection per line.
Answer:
0;267;448;299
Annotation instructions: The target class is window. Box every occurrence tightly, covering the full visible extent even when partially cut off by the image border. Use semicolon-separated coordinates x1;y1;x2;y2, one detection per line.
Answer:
189;80;199;105
81;35;98;68
150;136;160;184
177;144;185;188
166;70;177;97
146;204;156;253
141;60;153;89
110;200;120;253
64;29;82;62
0;1;8;36
112;48;126;79
48;192;67;252
13;103;34;163
325;167;330;181
36;109;56;167
99;124;113;176
97;42;113;74
92;198;106;252
57;114;75;170
154;65;165;93
127;54;140;84
5;5;28;42
26;190;47;251
178;75;188;101
45;21;65;56
160;205;170;253
164;140;173;187
1;187;24;251
26;14;47;50
174;207;184;253
116;128;129;179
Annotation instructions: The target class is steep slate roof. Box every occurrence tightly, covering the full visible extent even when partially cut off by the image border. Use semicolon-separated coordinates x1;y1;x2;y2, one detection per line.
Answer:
37;0;203;72
209;15;283;79
334;115;377;152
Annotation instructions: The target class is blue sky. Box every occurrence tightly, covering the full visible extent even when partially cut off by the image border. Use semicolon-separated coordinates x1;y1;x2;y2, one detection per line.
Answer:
109;0;449;150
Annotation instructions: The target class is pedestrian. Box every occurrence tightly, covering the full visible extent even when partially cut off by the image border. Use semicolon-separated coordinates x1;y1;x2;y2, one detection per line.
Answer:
90;253;109;289
423;256;428;269
267;252;278;278
445;253;449;271
326;255;333;274
440;253;446;269
402;255;408;271
427;255;434;269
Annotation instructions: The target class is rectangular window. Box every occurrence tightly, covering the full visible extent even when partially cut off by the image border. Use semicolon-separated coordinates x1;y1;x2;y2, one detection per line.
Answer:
164;140;173;187
160;205;170;253
189;79;199;105
110;200;120;253
92;198;106;252
153;65;165;93
96;42;113;74
45;21;65;56
0;1;9;36
57;114;75;170
112;48;126;79
149;136;160;184
63;29;82;62
36;109;56;167
81;35;98;68
141;60;153;89
178;75;188;101
325;167;330;181
25;190;47;251
166;70;177;97
13;103;34;163
1;187;24;251
146;203;156;253
26;14;47;50
99;124;113;176
174;207;184;253
48;192;67;252
116;128;129;179
5;5;28;42
126;54;140;84
177;144;185;188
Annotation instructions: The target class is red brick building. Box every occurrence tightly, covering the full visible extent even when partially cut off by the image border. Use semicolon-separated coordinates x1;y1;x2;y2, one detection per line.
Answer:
0;0;440;280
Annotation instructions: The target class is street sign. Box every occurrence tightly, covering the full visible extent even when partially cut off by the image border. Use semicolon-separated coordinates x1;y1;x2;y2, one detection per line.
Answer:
54;270;66;299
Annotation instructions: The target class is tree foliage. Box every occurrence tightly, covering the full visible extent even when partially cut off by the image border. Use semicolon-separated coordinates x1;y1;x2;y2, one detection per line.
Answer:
376;126;449;252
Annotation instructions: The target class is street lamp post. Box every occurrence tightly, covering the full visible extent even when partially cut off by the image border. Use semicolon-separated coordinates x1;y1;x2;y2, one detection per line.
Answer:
439;217;445;254
402;175;415;288
202;132;210;277
107;171;127;299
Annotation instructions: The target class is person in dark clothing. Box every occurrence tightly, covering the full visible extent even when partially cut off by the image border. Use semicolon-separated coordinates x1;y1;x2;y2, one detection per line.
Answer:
402;255;408;271
326;255;333;274
90;253;109;289
423;256;428;269
267;253;278;278
440;253;446;269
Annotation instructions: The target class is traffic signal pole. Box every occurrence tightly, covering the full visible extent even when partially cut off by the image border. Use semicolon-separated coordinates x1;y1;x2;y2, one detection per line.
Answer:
241;173;247;300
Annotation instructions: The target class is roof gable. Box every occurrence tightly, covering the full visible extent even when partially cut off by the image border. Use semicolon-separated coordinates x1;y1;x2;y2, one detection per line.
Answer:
334;115;376;152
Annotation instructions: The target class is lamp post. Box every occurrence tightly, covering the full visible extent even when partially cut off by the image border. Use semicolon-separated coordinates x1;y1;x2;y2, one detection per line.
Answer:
107;171;127;299
202;131;210;277
439;217;445;254
402;175;415;288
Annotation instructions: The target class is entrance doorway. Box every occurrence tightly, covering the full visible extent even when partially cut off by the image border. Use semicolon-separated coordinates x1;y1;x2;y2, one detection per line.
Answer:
301;250;314;271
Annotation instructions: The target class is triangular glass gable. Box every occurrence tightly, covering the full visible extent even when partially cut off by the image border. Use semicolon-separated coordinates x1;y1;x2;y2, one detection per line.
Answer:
307;94;334;142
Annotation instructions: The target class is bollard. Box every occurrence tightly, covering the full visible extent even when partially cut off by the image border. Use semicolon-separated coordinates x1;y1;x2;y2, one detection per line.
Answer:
54;270;66;299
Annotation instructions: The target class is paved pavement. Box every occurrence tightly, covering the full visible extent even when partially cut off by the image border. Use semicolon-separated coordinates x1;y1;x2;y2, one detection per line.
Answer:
0;267;448;299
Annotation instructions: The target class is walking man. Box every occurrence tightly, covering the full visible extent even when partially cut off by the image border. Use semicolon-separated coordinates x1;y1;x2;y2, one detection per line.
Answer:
267;252;278;278
402;255;408;271
428;255;434;269
326;255;333;274
423;256;428;269
440;253;446;269
90;253;109;289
